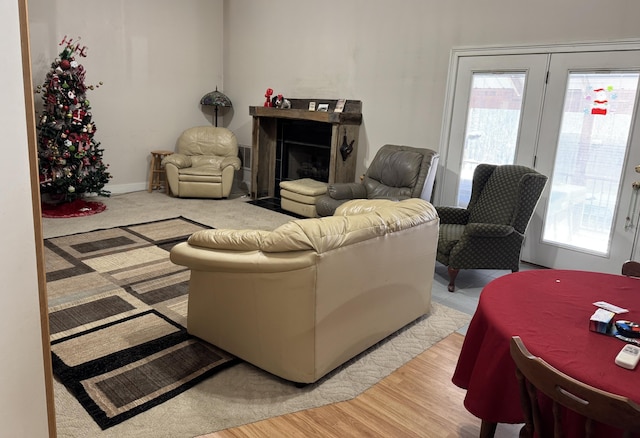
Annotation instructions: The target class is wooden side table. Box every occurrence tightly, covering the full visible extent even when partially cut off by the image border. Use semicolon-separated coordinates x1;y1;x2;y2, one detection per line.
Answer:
148;150;173;193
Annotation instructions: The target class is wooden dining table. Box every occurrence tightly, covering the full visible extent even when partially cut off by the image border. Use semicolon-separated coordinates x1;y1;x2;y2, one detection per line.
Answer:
452;269;640;437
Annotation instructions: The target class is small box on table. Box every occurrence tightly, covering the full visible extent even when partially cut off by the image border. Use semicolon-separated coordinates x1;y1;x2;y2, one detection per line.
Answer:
589;308;615;334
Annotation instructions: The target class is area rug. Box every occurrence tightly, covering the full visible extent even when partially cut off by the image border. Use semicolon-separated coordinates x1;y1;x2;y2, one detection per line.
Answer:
48;216;472;437
45;217;238;429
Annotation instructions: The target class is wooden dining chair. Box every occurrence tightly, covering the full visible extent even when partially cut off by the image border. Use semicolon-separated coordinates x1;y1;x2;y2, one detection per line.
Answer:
509;336;640;438
622;260;640;278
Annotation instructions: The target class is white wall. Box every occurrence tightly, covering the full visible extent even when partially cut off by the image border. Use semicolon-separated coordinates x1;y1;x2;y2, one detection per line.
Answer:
24;1;640;191
28;0;225;194
1;1;50;436
223;0;640;179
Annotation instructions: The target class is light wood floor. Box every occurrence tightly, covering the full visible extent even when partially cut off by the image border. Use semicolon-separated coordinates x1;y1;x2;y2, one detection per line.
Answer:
200;333;484;438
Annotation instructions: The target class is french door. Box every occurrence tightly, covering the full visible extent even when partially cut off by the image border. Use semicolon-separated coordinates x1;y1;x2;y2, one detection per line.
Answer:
440;54;548;207
441;46;640;273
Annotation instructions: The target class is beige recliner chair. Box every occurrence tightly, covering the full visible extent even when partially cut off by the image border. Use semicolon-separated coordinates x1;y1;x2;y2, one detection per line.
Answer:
162;126;241;198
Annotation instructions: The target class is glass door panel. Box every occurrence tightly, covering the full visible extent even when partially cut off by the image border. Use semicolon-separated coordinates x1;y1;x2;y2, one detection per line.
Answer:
457;72;526;207
523;50;640;273
439;54;548;208
542;72;640;255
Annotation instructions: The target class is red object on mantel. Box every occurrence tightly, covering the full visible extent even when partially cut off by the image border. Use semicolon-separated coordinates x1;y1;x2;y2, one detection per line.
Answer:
41;198;106;218
264;88;273;107
452;269;640;438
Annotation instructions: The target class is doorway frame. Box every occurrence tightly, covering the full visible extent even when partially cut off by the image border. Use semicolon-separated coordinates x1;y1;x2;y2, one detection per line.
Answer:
17;0;57;436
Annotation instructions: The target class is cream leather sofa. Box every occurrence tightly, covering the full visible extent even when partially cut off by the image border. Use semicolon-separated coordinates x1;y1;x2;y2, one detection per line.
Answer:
170;198;439;383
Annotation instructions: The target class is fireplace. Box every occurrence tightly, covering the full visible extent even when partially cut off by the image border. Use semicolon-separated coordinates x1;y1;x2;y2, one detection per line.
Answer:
275;120;332;197
250;99;362;199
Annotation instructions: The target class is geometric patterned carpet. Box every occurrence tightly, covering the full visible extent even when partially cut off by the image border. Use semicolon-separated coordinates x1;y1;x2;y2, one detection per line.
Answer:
45;218;238;429
44;201;473;437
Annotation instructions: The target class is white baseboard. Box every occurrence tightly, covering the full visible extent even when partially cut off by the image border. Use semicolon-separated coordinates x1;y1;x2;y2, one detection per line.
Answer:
105;182;148;195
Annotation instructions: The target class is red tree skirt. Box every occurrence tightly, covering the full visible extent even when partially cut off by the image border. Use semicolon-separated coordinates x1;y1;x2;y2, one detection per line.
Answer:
42;198;107;218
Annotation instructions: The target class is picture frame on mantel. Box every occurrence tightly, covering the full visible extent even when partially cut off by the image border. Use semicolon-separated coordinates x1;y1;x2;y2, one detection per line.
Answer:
317;103;329;112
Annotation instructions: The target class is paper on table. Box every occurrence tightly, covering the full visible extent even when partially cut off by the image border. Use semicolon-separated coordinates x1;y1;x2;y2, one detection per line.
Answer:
593;301;629;314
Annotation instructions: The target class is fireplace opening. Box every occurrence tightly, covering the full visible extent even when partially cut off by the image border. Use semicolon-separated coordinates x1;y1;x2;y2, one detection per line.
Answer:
275;119;332;198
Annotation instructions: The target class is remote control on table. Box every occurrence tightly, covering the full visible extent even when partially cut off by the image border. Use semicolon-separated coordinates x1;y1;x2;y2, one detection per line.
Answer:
615;344;640;370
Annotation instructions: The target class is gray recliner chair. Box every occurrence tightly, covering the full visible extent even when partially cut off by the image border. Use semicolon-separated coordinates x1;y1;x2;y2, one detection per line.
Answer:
315;145;439;217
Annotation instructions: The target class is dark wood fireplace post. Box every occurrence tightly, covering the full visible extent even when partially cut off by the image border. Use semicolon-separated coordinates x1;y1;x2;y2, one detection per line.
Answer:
249;99;362;199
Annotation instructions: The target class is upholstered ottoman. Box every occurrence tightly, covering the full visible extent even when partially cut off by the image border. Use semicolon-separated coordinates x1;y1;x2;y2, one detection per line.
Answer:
279;178;328;217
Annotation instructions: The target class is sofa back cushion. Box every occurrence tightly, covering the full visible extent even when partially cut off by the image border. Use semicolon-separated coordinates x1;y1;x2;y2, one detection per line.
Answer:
265;214;386;253
187;198;437;254
336;198;438;231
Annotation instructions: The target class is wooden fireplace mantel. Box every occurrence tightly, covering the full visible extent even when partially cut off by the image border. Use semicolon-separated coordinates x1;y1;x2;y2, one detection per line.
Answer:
250;99;362;199
250;99;362;124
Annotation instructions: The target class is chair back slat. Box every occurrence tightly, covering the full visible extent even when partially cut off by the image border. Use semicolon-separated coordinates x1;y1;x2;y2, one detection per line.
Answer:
622;260;640;278
510;336;640;437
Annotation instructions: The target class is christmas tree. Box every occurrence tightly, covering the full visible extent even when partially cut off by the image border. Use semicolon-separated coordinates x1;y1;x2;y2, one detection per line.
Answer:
36;36;111;203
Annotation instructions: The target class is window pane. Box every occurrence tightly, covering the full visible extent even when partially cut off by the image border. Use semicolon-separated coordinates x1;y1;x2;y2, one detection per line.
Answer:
457;72;525;207
542;72;640;254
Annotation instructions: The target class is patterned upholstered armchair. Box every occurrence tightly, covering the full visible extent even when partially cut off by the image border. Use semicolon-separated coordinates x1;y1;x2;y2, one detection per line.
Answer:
315;144;439;217
436;164;548;292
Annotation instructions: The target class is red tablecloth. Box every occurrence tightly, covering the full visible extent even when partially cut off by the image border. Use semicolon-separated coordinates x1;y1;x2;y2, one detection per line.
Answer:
452;269;640;434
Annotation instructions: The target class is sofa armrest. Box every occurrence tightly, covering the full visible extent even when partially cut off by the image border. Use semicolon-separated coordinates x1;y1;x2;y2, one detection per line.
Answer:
435;206;469;225
188;229;270;251
162;153;191;169
328;182;367;200
170;241;316;273
187;225;320;252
